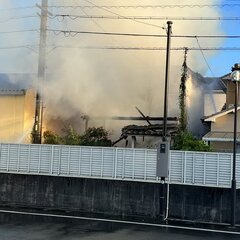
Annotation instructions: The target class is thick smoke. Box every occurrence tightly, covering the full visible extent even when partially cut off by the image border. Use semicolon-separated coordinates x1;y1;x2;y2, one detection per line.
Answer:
44;0;224;122
0;0;225;136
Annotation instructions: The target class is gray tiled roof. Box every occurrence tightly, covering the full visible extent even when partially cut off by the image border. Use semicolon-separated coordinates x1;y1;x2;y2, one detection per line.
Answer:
0;73;36;90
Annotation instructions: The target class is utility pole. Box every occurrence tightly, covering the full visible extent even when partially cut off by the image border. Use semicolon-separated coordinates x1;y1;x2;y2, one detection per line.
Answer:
157;21;173;222
162;21;173;142
32;0;48;144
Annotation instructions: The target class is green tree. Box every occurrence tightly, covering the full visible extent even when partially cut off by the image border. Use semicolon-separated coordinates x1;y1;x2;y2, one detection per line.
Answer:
43;130;62;144
173;131;211;152
63;126;81;145
42;126;112;147
80;127;112;147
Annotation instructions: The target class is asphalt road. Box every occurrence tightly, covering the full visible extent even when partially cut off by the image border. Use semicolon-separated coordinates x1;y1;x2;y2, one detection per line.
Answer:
0;213;239;240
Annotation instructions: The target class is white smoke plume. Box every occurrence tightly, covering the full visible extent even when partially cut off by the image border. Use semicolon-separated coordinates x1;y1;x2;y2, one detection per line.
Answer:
0;0;225;135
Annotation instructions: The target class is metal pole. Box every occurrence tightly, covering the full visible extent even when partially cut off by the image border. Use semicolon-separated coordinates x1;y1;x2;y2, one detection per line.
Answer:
163;21;173;142
159;21;172;222
33;0;48;144
231;80;238;227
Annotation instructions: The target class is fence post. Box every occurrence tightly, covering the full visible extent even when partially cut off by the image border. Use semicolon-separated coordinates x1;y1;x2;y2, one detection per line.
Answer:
17;144;20;172
78;147;82;176
144;150;147;180
122;149;125;179
203;153;206;185
7;144;10;172
28;145;31;173
37;145;41;173
50;145;54;174
184;152;187;184
132;149;135;179
101;148;104;177
192;153;195;184
89;147;93;177
0;144;2;170
58;146;61;175
114;148;118;179
68;146;71;175
217;153;220;186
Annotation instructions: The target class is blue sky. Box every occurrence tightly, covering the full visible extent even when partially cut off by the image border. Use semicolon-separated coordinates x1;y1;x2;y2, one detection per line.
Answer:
207;0;240;76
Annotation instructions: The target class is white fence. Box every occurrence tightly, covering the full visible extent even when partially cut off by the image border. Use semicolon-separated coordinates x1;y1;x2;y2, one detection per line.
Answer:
0;143;239;188
170;151;240;188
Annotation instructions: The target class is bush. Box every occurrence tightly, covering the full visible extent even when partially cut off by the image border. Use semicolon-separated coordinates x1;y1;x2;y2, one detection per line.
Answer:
173;131;211;152
63;126;81;145
42;126;112;147
43;130;63;144
80;127;112;147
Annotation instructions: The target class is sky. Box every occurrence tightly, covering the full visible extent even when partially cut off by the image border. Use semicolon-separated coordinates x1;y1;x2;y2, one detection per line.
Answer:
0;0;240;126
0;0;239;77
207;0;240;76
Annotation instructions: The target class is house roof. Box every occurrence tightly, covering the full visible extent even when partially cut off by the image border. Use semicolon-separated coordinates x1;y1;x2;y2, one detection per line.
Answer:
0;89;25;96
203;131;240;142
203;106;240;122
0;73;36;90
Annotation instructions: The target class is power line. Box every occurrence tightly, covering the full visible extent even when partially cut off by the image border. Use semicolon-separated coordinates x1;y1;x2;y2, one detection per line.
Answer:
0;15;38;23
47;29;240;39
2;45;240;52
0;45;38;53
80;0;165;30
195;38;215;76
51;14;240;21
0;6;36;11
47;45;240;51
48;4;240;9
0;29;39;34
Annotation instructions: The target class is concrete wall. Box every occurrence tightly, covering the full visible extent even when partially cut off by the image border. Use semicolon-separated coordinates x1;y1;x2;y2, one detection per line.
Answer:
0;173;161;221
168;184;237;223
0;173;239;224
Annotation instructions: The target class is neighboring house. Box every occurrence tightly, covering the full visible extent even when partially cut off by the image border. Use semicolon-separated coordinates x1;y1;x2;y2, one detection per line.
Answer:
0;74;36;143
202;73;240;152
186;69;226;137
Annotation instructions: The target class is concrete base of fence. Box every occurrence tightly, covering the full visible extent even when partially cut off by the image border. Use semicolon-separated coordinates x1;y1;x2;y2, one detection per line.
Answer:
0;173;239;224
0;173;163;222
168;184;240;224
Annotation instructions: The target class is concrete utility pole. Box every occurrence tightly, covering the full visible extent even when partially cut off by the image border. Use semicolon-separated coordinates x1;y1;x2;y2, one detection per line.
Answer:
162;21;173;142
33;0;48;144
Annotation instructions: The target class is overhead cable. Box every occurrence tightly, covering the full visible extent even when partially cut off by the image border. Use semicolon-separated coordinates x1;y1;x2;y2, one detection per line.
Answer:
0;15;38;23
51;14;240;21
46;45;240;51
2;45;240;52
0;6;36;11
48;4;240;9
80;0;165;30
0;29;39;34
0;45;38;53
195;37;215;76
47;29;240;39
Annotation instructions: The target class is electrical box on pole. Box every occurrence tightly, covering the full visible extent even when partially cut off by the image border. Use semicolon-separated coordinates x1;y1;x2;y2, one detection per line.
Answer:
156;141;170;179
